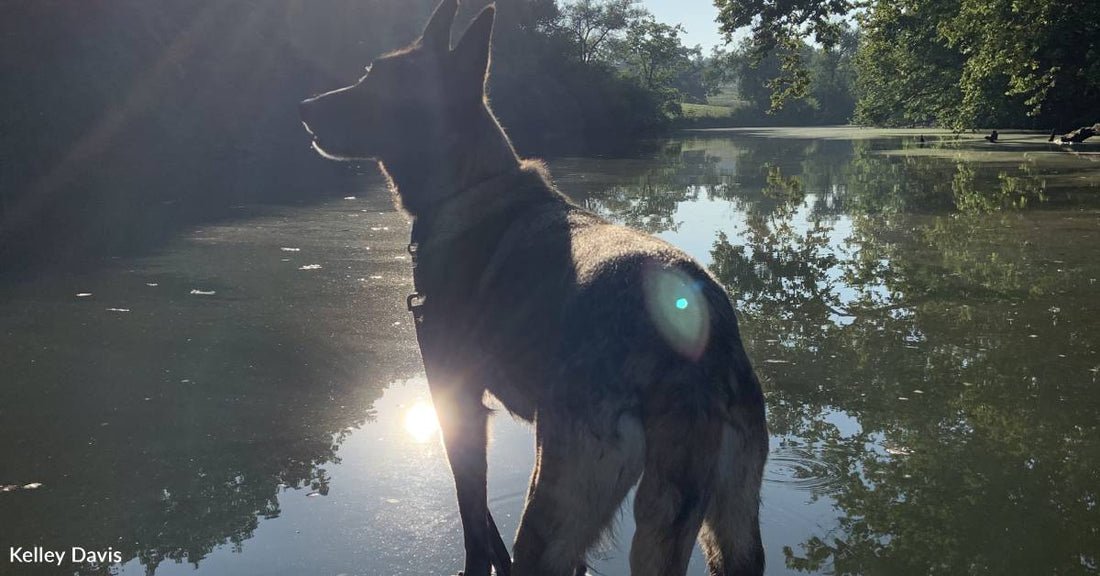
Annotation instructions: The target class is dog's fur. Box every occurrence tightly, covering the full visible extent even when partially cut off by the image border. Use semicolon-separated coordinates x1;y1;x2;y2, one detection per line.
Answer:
300;2;767;575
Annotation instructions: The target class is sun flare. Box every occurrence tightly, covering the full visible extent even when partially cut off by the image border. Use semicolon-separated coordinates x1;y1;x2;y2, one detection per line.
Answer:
404;402;440;443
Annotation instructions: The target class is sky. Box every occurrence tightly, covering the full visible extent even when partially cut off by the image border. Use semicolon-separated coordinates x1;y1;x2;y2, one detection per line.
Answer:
642;0;741;53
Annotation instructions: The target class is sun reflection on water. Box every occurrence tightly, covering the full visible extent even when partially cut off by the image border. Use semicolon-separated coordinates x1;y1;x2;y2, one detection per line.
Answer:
404;401;440;443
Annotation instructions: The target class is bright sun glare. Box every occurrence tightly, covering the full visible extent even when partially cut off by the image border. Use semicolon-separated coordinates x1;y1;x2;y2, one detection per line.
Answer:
405;402;440;443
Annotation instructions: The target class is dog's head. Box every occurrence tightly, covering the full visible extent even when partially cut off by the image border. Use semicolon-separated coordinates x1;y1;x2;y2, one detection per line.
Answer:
299;0;494;162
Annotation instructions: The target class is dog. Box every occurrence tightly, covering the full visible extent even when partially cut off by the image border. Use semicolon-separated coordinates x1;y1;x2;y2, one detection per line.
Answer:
299;2;767;575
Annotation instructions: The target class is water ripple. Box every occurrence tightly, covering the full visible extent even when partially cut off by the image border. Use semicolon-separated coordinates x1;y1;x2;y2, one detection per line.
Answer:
765;444;847;494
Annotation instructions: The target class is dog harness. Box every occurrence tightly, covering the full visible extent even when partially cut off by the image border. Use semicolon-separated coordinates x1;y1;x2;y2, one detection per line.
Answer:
405;165;548;321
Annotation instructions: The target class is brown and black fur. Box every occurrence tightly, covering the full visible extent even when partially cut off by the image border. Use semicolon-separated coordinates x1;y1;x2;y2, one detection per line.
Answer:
299;2;767;575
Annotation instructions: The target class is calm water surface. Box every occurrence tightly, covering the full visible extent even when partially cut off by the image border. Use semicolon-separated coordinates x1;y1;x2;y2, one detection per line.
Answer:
2;130;1099;575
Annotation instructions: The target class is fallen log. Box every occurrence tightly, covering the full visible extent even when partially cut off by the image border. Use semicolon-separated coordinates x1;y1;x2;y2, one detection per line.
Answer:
1059;123;1099;144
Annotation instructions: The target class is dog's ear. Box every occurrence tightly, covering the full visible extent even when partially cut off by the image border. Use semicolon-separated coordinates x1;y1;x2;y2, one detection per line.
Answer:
451;4;495;99
421;0;459;52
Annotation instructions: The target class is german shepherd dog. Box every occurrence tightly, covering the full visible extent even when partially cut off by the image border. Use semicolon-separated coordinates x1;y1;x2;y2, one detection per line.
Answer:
299;2;767;575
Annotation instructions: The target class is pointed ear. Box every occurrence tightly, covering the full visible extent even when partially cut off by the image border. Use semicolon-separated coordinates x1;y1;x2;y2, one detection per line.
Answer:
451;4;495;98
421;0;458;52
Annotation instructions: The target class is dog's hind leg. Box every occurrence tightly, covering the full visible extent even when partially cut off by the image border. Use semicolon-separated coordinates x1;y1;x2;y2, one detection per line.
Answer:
512;409;645;576
629;400;724;576
698;408;767;576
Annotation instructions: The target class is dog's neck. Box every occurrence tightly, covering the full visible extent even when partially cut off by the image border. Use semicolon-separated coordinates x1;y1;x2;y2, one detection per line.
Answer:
380;104;520;218
410;158;553;253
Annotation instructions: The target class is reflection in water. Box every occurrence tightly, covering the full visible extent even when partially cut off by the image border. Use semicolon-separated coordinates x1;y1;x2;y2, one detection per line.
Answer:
2;131;1099;575
0;190;424;575
565;132;1100;575
405;402;441;444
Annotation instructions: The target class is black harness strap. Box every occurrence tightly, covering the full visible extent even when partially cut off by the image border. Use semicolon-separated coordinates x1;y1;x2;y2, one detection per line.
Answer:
405;238;425;320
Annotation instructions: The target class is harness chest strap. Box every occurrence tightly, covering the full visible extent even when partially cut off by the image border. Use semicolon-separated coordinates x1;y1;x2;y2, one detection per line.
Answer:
406;240;426;318
403;165;547;321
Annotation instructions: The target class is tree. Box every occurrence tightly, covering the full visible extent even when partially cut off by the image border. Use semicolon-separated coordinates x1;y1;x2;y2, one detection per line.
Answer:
851;0;968;127
714;0;854;110
619;18;687;89
715;0;1100;129
556;0;645;64
807;24;858;124
669;46;713;104
612;16;709;114
939;0;1100;128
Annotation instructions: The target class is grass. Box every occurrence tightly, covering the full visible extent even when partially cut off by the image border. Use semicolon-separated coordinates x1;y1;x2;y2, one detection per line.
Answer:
676;89;752;126
704;89;748;109
680;102;734;119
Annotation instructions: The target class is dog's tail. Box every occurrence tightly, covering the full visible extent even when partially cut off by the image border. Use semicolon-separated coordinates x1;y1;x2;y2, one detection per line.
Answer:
631;278;767;576
698;408;767;575
698;282;768;576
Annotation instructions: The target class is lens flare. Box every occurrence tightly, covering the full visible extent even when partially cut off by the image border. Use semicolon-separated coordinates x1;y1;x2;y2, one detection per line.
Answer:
644;265;710;360
404;402;440;443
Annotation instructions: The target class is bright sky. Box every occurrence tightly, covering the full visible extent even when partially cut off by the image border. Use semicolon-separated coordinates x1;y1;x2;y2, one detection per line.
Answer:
642;0;741;53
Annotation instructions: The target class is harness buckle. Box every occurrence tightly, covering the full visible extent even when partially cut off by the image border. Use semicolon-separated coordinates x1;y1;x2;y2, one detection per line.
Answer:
407;291;425;316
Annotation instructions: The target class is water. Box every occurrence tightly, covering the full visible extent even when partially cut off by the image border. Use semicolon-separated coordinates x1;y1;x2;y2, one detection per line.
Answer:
2;129;1098;575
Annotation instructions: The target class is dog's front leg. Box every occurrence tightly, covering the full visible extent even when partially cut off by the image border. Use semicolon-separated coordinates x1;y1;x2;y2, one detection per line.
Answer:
431;383;494;576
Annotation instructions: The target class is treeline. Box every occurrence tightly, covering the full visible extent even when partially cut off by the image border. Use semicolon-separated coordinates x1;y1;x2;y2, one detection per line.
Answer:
486;0;716;142
689;30;859;127
1;1;423;267
497;0;861;130
7;0;1089;268
714;0;1100;130
0;0;710;268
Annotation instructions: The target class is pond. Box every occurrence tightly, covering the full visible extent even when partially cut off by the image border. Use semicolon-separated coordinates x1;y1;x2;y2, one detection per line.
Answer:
1;127;1098;576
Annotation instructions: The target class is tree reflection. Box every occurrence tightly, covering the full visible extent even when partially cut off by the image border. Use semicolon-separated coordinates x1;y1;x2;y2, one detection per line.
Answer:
700;138;1100;575
6;134;1094;575
0;218;421;575
579;142;712;233
560;133;1100;574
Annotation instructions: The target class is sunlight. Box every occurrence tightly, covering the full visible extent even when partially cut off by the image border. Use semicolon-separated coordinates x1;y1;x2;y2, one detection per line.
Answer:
404;401;440;443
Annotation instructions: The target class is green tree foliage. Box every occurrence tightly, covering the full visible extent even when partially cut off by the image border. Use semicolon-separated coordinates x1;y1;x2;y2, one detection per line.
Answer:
706;32;856;125
582;134;1100;574
939;0;1100;128
491;0;720;140
612;17;712;114
708;141;1100;575
554;0;646;63
670;49;715;104
715;0;1100;129
809;26;859;124
620;18;689;90
851;0;968;127
714;0;853;109
484;0;671;147
0;0;710;265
